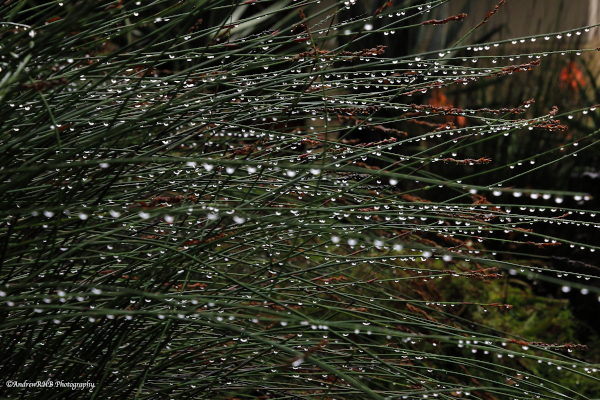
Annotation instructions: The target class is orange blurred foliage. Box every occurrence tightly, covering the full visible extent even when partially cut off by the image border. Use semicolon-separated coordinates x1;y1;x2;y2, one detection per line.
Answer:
429;89;467;127
560;61;586;92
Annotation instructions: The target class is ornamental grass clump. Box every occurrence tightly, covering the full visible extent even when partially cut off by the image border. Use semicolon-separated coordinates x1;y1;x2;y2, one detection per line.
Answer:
2;0;600;399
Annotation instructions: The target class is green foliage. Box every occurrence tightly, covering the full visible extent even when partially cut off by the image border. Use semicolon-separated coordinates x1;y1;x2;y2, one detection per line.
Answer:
1;0;600;399
438;269;600;398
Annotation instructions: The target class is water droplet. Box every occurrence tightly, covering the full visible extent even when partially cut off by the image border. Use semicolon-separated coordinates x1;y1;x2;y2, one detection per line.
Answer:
292;358;304;367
